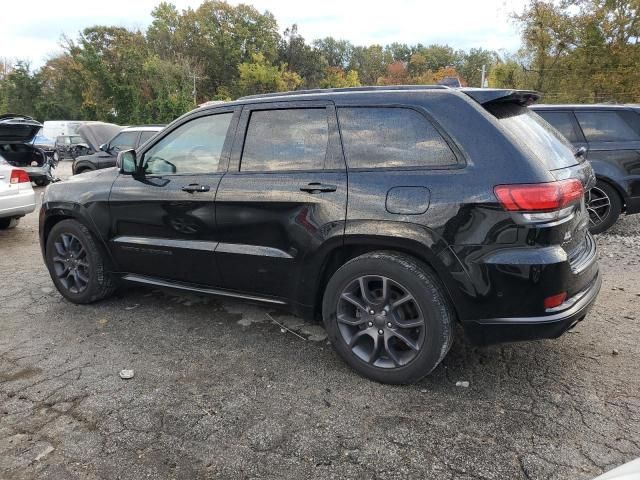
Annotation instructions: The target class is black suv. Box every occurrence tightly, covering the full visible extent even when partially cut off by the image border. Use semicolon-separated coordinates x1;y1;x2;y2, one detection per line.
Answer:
40;86;601;384
530;104;640;233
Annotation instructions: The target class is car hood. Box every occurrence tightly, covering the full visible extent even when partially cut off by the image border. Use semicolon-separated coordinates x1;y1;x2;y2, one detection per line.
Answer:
75;151;115;163
0;114;43;143
77;122;123;151
67;166;119;184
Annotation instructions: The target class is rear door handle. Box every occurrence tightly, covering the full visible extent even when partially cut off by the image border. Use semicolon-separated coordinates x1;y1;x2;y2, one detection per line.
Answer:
300;182;337;193
182;184;210;193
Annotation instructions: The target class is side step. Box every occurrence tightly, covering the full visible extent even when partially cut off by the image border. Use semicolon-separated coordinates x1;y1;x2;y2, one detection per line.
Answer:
122;274;287;305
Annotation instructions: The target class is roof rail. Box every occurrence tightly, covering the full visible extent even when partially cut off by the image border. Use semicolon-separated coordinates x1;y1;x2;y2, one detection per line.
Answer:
239;85;449;100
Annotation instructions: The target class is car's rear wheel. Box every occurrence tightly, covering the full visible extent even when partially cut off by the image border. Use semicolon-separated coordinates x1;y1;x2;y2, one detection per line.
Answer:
0;217;20;229
45;219;116;304
322;251;454;384
587;180;622;234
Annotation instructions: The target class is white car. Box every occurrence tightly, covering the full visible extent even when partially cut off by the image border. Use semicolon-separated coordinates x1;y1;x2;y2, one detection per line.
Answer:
593;458;640;480
0;156;36;229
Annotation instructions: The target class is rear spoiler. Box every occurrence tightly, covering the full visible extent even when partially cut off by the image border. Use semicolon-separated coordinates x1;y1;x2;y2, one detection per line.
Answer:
460;88;540;106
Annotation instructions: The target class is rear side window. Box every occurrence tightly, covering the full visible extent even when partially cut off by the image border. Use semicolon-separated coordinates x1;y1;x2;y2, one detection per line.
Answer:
536;111;582;143
574;111;640;142
241;109;328;172
337;107;457;169
488;103;577;170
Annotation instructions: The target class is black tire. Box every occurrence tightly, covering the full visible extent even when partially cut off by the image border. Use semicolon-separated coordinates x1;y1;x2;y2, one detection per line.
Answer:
0;217;20;229
587;180;622;234
45;219;116;304
322;251;454;384
34;178;50;187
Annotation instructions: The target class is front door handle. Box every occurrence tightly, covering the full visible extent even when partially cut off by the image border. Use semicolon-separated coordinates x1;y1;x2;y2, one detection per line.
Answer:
182;184;210;193
300;182;337;193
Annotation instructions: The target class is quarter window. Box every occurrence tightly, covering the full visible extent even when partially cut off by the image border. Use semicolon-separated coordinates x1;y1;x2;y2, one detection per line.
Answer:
241;109;329;171
142;113;232;175
575;111;640;142
337;107;457;169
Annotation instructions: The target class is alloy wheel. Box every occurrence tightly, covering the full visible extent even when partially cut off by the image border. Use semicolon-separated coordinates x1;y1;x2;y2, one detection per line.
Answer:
51;233;90;294
336;275;426;369
586;186;611;228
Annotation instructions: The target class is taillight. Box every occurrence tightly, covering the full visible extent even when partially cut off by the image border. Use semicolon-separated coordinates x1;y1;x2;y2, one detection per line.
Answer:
10;169;30;184
494;179;583;212
544;292;567;309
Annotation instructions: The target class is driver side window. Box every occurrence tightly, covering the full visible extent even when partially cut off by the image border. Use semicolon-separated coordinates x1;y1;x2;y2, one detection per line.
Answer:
142;113;233;175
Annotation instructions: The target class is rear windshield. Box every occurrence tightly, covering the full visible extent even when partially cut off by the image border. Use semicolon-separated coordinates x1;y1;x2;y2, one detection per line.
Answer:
486;103;578;170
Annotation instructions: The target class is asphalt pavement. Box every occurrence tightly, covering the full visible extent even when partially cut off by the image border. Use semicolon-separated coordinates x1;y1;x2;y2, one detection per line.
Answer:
1;161;638;479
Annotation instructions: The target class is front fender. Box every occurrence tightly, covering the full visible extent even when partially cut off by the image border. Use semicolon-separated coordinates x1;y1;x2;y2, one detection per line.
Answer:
39;201;115;267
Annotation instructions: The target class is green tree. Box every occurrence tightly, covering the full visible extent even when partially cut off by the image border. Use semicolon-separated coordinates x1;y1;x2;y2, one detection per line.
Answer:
0;62;41;118
236;53;302;97
348;45;392;85
312;37;354;68
279;24;328;88
320;68;361;88
456;48;497;87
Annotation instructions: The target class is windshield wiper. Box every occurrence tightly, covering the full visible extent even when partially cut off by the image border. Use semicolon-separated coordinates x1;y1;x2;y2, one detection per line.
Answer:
574;146;587;158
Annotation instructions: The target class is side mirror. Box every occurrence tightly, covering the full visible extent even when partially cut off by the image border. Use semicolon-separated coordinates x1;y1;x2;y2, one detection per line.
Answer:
99;143;108;152
116;149;137;174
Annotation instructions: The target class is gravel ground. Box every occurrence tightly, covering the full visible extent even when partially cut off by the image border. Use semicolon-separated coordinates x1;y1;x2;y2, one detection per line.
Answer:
1;161;639;480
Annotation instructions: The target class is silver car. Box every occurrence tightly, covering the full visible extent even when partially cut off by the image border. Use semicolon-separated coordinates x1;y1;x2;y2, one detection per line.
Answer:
0;114;55;186
0;156;36;229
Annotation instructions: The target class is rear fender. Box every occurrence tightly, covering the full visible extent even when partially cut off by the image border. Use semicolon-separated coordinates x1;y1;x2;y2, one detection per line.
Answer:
303;220;471;320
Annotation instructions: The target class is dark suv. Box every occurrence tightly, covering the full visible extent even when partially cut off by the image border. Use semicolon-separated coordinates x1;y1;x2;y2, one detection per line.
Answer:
39;86;601;384
530;104;640;233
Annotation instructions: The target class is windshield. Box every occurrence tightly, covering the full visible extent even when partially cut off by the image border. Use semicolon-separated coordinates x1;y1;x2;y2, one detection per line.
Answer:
486;103;578;170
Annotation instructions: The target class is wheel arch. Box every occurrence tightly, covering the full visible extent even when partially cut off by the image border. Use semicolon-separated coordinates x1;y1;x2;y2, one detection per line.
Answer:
40;203;114;265
307;233;464;322
594;175;627;210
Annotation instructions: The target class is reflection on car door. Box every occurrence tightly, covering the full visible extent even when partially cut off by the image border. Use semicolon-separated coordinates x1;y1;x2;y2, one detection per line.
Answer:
214;101;347;302
108;108;239;287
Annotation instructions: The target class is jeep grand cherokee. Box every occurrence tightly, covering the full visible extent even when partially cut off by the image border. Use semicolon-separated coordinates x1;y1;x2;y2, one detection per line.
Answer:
39;86;601;384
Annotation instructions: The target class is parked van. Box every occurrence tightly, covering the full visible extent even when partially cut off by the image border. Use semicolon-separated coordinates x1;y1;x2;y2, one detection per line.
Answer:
42;121;86;141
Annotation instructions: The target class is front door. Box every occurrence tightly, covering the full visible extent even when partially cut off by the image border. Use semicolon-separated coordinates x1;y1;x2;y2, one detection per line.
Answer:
108;108;238;286
214;102;347;302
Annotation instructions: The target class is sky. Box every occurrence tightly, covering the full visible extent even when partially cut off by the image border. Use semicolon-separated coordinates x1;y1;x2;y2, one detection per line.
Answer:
1;0;526;69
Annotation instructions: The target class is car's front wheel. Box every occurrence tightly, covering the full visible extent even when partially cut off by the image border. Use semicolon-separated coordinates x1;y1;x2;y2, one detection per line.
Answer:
322;251;454;384
45;219;116;304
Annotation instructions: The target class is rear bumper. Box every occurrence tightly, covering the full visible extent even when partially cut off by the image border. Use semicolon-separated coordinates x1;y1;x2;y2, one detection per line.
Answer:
21;165;52;180
463;271;601;345
0;189;36;218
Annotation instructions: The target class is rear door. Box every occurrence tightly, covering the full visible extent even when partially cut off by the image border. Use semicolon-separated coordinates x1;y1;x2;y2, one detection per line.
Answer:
108;107;239;286
214;101;347;300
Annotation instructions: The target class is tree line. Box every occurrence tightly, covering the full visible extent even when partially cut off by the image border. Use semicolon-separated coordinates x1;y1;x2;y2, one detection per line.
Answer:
0;0;638;125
